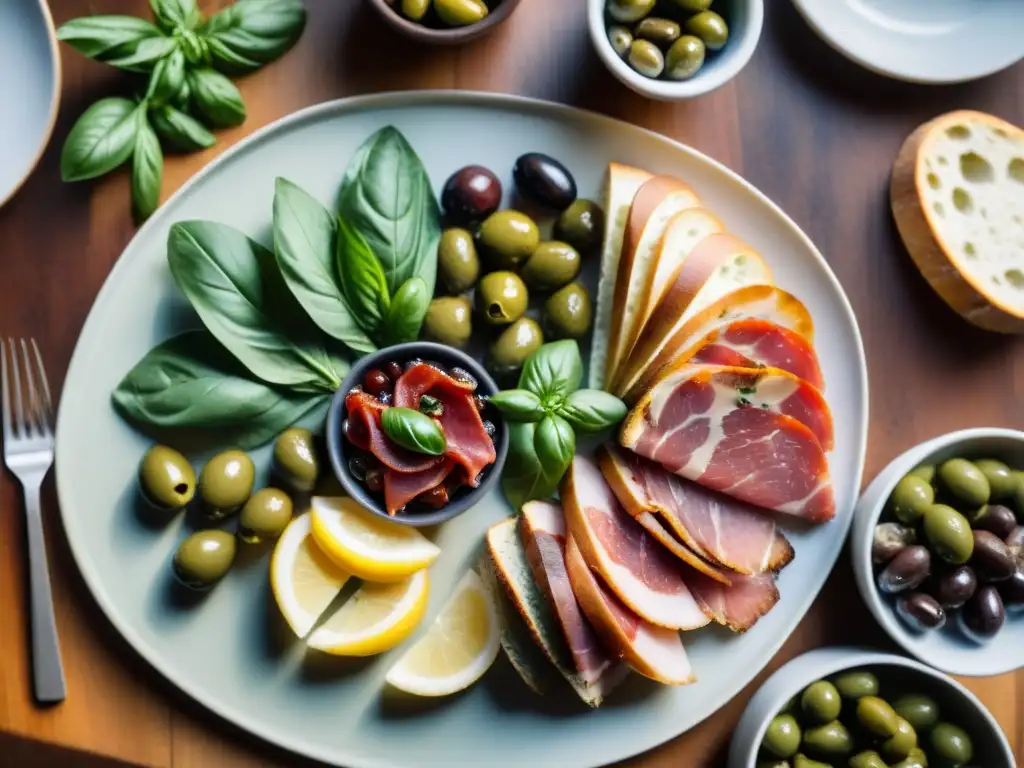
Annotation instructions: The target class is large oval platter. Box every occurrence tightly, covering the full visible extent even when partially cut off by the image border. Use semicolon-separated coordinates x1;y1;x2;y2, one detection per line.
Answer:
55;92;868;768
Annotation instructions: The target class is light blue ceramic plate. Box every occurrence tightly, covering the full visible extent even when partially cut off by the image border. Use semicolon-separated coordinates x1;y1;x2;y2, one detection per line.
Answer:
55;92;868;768
0;0;60;208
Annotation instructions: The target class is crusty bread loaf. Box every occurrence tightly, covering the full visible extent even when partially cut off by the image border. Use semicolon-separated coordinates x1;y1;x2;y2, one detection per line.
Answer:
891;110;1024;333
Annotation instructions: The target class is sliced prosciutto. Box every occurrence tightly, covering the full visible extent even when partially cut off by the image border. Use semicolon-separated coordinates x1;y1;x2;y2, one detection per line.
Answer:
344;391;443;473
598;445;794;575
565;535;695;686
560;455;709;630
621;368;836;523
520;502;625;690
689;318;825;391
383;459;454;515
394;363;496;486
686;569;779;632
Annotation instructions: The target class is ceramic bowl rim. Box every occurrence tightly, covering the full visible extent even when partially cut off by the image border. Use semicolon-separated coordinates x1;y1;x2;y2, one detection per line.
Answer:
365;0;523;45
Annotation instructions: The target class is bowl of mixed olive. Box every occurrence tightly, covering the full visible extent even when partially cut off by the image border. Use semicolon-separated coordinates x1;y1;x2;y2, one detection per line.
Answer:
727;647;1014;768
368;0;522;45
588;0;763;100
851;427;1024;677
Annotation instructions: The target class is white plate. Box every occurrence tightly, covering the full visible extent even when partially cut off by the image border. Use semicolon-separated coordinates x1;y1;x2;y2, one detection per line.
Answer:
55;92;868;768
790;0;1024;84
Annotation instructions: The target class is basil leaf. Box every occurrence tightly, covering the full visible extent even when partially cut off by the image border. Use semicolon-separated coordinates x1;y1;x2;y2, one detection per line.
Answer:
202;0;306;74
383;277;429;346
150;104;215;151
103;35;178;72
60;97;138;182
272;179;375;353
131;109;162;221
338;126;441;297
381;407;446;456
167;220;342;393
150;0;198;32
179;30;209;66
501;423;563;511
187;68;246;128
534;415;576;474
56;16;163;60
518;340;583;403
558;389;628;433
337;216;389;336
147;48;186;105
488;390;544;423
203;38;260;74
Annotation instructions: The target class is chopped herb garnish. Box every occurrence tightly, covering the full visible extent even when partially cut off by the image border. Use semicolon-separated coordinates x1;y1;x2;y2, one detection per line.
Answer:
419;394;444;416
760;402;770;409
737;396;751;407
738;386;757;395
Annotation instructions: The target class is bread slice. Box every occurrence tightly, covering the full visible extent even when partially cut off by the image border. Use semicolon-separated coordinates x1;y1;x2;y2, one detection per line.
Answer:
891;110;1024;333
590;163;654;390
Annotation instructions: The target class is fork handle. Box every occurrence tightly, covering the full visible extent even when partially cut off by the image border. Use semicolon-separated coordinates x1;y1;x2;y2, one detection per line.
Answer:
23;483;66;704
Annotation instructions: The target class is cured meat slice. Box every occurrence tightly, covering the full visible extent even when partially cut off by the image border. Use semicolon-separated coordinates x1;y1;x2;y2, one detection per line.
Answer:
616;285;814;404
689;318;825;391
345;391;443;473
384;459;453;515
520;501;625;689
598;444;793;576
394;363;496;485
560;455;709;630
620;367;836;523
685;569;779;633
565;535;695;686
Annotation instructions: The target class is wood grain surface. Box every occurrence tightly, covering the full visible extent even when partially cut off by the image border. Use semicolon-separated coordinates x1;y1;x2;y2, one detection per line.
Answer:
0;1;1021;766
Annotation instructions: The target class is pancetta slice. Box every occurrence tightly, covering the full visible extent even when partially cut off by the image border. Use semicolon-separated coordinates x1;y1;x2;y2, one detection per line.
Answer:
684;569;780;633
345;391;443;473
383;459;453;515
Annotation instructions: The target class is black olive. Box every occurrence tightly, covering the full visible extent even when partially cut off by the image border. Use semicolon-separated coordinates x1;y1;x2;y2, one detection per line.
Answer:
348;455;368;482
877;545;931;594
362;368;391;397
474;394;488;413
972;504;1018;540
441;165;502;224
896;592;945;632
419;484;449;509
998;565;1024;606
385;361;404;381
971;530;1015;582
482;420;496;439
365;468;384;494
872;522;917;566
929;565;978;610
449;366;477;390
512;152;577;210
960;585;1005;640
404;357;424;372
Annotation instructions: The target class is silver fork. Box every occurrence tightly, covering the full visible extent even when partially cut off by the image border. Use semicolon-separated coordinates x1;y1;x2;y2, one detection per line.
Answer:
1;338;66;704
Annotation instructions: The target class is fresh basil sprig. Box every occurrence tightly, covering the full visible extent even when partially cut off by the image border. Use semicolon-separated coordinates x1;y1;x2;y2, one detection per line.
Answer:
337;217;390;336
149;105;215;152
131;111;163;220
488;390;545;423
60;98;140;182
201;0;307;75
383;277;430;346
559;389;628;433
382;408;447;456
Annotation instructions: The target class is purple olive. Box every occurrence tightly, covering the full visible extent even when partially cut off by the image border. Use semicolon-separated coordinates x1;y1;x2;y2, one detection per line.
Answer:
441;165;502;224
970;530;1015;582
873;522;918;566
929;565;977;610
998;565;1024;607
896;592;946;632
1006;526;1024;559
971;503;1018;540
512;152;577;210
960;585;1005;641
877;545;931;594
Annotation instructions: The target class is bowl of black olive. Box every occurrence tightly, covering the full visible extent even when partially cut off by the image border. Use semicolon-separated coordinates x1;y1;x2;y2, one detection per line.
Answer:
851;427;1024;677
326;342;508;527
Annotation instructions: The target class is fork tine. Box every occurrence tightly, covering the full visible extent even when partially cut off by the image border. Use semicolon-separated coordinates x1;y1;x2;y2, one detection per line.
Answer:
20;339;44;437
7;338;25;438
29;339;54;430
1;340;11;443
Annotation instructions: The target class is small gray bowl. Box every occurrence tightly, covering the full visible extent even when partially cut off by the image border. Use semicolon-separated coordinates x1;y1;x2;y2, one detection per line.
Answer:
366;0;523;46
326;342;508;527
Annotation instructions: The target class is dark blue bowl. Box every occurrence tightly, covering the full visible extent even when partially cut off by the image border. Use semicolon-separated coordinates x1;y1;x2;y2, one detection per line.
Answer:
326;342;509;527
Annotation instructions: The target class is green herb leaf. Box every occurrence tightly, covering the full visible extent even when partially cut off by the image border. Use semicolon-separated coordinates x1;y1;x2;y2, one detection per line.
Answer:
382;277;429;346
147;48;186;105
130;109;162;221
381;407;446;456
150;0;198;33
337;216;390;336
518;340;583;403
737;386;756;395
56;16;163;60
60;97;139;182
272;179;375;353
501;422;563;511
558;389;627;433
167;220;344;393
488;389;545;423
187;68;246;128
149;104;215;151
201;0;306;75
534;415;576;474
338;126;441;297
419;395;443;417
103;35;178;72
179;30;209;66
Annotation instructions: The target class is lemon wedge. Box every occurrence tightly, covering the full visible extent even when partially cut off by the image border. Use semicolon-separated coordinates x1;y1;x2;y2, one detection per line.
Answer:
270;512;351;638
310;496;441;582
306;569;429;656
384;569;500;697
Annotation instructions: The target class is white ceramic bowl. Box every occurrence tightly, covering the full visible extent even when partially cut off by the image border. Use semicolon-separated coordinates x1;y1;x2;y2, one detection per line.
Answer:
587;0;763;100
852;428;1024;677
728;646;1015;768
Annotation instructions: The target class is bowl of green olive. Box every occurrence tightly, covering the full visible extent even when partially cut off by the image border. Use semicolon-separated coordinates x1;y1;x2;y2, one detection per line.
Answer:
368;0;522;45
852;427;1024;677
727;646;1014;768
588;0;763;100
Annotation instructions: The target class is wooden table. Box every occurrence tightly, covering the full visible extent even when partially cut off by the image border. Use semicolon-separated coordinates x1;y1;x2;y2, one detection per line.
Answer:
0;1;1021;765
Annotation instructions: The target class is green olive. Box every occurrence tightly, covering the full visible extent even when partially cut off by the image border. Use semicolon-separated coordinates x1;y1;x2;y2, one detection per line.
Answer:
881;717;918;762
857;696;900;738
607;25;633;58
521;241;581;292
172;530;236;590
423;296;473;348
938;458;990;507
668;0;711;10
138;445;195;512
475;271;529;326
239;488;293;544
929;722;973;766
849;752;887;768
607;0;656;23
434;0;487;26
757;761;792;768
665;35;705;80
487;317;543;379
199;449;255;519
476;210;540;270
800;680;841;725
634;17;680;48
762;714;801;758
544;282;592;339
974;458;1016;499
908;463;937;484
792;756;831;768
685;10;729;50
554;199;605;254
802;720;851;758
438;228;480;293
892;693;939;732
401;0;430;21
923;504;975;564
272;428;319;493
627;39;664;79
889;475;935;524
892;747;929;768
831;670;879;700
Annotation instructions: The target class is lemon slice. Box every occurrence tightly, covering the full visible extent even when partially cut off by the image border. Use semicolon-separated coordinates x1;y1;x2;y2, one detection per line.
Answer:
310;496;441;582
384;569;500;697
306;569;429;656
271;512;351;638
